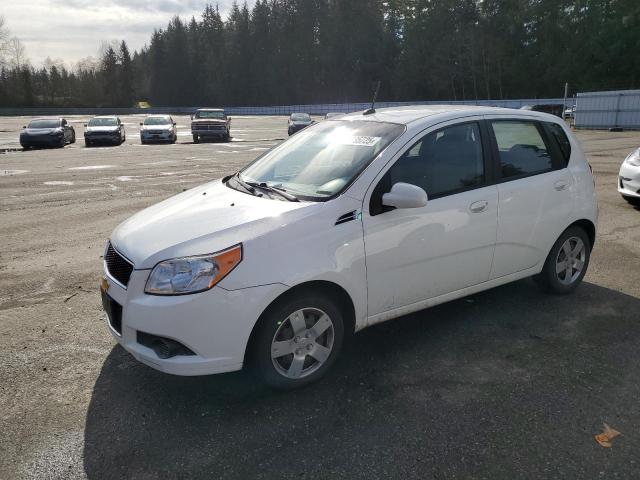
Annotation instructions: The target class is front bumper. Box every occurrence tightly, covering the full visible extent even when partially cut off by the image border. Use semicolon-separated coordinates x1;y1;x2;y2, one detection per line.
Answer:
101;268;288;376
86;133;120;144
618;161;640;198
192;126;228;137
288;124;309;135
21;134;62;147
141;131;174;142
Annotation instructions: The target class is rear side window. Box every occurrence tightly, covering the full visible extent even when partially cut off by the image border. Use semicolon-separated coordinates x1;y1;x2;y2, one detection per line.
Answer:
491;121;553;179
546;122;571;166
387;122;485;198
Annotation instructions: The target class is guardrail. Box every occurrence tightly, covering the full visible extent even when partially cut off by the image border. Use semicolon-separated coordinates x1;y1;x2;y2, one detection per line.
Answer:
0;98;568;117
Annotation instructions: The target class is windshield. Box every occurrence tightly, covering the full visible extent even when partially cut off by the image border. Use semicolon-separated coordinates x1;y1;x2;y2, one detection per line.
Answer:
240;120;404;200
144;116;171;126
195;111;225;119
28;119;60;129
89;117;118;127
291;113;311;122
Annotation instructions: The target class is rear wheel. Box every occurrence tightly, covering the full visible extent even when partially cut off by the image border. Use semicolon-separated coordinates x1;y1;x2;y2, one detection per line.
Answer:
251;292;345;390
534;226;591;294
622;195;640;207
84;139;92;148
192;134;199;144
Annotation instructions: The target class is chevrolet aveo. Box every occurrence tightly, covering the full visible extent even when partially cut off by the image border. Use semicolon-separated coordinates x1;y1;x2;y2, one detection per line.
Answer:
101;106;597;389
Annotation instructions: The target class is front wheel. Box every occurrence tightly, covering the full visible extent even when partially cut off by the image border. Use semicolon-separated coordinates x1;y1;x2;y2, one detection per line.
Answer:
534;226;591;294
192;134;199;144
251;292;345;389
70;130;76;144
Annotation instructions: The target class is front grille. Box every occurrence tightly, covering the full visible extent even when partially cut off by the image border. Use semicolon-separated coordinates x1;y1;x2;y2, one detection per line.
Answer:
104;242;134;288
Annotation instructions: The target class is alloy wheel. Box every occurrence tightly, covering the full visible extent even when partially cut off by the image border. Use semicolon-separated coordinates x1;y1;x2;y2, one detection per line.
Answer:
555;236;586;285
270;307;335;379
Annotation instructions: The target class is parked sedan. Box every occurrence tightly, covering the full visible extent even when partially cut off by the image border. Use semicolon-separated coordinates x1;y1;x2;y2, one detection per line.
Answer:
140;115;177;144
101;105;597;390
287;113;313;135
84;116;125;146
619;147;640;206
20;118;76;149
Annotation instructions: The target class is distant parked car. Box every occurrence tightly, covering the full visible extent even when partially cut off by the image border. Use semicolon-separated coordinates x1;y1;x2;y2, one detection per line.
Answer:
520;104;564;118
191;108;231;143
619;147;640;206
325;112;345;119
20;118;75;149
564;106;576;119
84;116;125;147
288;113;313;136
139;115;177;144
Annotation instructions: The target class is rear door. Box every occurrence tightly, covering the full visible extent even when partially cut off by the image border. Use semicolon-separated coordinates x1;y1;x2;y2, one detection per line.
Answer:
487;118;574;279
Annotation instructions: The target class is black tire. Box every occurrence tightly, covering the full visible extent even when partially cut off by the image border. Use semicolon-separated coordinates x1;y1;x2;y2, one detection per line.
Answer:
84;139;92;148
70;130;76;144
534;226;591;295
250;291;345;390
622;195;640;207
59;136;66;148
22;145;30;151
140;138;146;145
193;134;199;144
121;134;126;144
224;132;230;142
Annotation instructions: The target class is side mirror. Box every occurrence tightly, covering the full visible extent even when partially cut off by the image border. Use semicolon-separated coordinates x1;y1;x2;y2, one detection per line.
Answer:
173;122;177;126
382;182;428;209
22;125;26;129
84;124;88;127
190;114;194;120
139;122;143;126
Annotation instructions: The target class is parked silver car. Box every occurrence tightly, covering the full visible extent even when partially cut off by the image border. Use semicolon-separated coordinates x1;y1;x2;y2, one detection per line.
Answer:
139;115;177;144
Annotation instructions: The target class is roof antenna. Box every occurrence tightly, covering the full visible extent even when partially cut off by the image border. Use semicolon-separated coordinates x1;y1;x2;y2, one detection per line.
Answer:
363;80;381;115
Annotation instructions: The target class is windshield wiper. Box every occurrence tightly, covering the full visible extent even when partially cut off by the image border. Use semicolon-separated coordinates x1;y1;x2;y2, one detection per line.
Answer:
231;172;259;196
246;181;299;202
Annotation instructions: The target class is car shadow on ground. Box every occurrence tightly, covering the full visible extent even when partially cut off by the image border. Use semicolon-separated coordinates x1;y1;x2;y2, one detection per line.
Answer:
83;280;640;479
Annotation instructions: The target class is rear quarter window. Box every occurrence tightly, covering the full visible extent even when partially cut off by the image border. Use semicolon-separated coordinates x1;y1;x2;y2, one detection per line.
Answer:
545;122;572;166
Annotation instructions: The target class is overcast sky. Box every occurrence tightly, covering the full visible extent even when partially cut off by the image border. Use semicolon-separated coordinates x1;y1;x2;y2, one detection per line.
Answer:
2;0;252;67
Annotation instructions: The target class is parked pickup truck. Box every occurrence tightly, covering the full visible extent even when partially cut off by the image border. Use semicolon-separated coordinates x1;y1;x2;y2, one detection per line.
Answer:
191;108;231;143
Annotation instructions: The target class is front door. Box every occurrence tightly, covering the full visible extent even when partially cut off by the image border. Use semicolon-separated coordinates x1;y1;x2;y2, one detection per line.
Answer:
363;120;499;318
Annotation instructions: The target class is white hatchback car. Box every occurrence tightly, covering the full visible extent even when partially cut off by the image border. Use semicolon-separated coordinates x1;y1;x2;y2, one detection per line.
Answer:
101;106;597;389
619;147;640;206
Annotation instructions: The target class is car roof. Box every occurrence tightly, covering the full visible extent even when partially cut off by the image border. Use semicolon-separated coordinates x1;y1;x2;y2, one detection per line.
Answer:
196;108;224;112
30;117;62;121
91;115;118;119
340;105;559;125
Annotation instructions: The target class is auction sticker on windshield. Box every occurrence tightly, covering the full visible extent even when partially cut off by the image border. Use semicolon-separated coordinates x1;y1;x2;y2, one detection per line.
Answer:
337;136;381;147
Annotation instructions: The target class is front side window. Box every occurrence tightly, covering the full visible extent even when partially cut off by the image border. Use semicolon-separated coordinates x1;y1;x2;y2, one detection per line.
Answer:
240;120;404;200
386;122;485;199
492;121;553;179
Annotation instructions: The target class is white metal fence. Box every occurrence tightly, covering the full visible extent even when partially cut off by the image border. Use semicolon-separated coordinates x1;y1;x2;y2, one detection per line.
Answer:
575;90;640;130
0;98;567;117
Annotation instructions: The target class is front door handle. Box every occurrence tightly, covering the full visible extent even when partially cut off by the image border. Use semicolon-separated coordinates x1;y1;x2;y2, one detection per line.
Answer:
554;180;569;191
470;200;489;213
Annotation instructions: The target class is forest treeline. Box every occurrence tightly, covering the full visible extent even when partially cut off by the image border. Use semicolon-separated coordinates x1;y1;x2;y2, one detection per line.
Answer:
1;0;639;108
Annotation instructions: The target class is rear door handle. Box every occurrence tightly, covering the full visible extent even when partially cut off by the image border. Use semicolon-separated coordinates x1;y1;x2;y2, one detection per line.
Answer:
554;180;569;191
470;200;489;213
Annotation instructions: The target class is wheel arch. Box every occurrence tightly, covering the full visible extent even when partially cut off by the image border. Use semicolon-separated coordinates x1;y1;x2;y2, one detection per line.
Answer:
569;218;596;247
243;280;357;367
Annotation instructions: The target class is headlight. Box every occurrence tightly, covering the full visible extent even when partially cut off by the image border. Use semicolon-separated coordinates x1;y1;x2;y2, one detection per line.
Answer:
145;244;242;295
625;149;640;167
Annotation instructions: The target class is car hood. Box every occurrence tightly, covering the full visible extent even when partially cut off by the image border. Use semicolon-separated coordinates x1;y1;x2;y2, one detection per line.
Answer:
86;126;119;132
23;128;59;135
191;119;226;124
141;124;172;130
291;121;312;126
111;179;319;269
